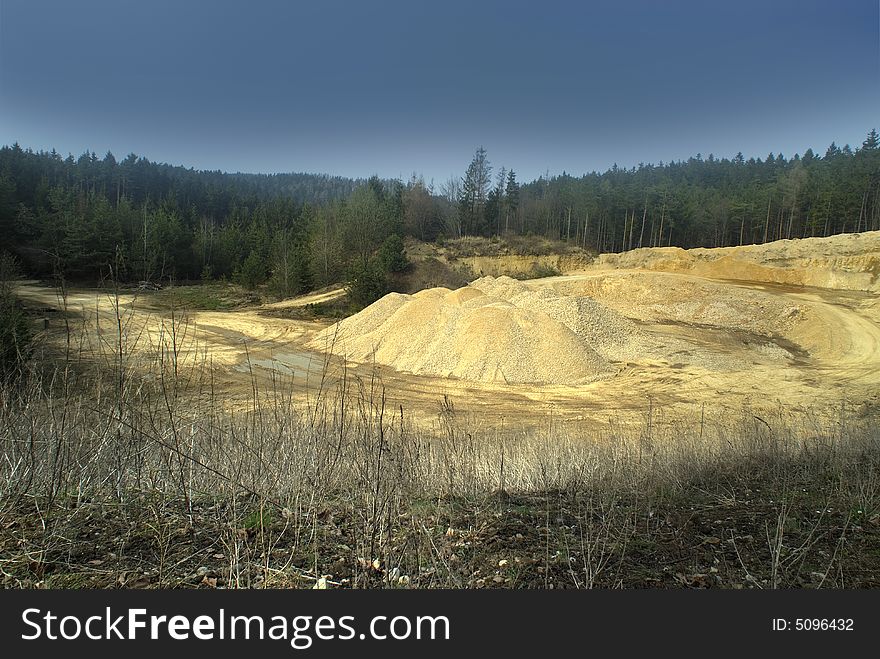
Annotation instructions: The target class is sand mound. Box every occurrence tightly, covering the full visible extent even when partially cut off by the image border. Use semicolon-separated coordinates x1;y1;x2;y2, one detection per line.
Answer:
309;276;649;384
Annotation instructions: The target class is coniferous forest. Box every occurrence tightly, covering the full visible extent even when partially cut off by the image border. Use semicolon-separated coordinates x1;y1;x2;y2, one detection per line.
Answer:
1;130;878;297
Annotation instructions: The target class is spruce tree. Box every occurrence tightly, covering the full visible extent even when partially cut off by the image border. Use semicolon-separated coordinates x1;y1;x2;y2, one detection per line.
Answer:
503;169;519;234
459;147;492;235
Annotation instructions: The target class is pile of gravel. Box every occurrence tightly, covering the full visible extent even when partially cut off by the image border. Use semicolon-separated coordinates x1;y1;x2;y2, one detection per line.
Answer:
309;276;649;384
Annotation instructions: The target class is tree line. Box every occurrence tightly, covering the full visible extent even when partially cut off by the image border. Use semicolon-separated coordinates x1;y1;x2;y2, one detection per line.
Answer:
0;130;877;301
0;146;427;300
449;130;880;252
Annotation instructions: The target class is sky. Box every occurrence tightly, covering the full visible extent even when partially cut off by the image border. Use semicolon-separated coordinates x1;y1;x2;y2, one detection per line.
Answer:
1;0;878;184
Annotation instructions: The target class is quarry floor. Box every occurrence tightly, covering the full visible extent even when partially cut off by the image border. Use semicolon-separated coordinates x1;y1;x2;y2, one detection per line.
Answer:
16;260;880;435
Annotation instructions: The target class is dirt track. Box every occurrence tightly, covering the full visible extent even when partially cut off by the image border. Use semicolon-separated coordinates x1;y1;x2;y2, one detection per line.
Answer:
15;231;880;433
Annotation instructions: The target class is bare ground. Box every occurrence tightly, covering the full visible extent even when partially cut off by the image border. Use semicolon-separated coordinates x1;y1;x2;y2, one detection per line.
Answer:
4;461;878;589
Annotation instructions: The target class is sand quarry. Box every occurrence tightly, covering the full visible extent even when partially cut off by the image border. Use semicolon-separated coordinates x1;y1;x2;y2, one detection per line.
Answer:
15;231;880;432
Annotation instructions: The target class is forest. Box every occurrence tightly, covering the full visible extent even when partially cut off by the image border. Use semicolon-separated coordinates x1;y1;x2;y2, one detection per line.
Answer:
1;129;878;301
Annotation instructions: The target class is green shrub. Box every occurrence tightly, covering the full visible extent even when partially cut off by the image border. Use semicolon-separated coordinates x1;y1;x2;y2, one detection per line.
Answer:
234;251;267;290
378;234;409;273
0;253;31;381
513;263;562;280
345;257;389;308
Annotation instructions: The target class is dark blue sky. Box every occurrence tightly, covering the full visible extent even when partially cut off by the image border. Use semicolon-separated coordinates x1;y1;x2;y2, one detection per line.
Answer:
1;0;877;183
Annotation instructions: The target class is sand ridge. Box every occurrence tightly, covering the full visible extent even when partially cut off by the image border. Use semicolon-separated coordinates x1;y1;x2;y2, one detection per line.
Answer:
590;231;880;293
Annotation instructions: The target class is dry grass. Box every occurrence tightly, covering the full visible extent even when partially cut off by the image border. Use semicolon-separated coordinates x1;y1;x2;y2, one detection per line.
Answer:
441;235;589;258
1;297;879;589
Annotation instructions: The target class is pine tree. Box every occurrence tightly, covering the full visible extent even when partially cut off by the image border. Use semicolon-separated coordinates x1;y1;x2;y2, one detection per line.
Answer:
824;142;841;159
345;255;389;307
862;128;879;150
235;250;266;290
378;234;408;272
504;169;519;234
459;147;492;235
